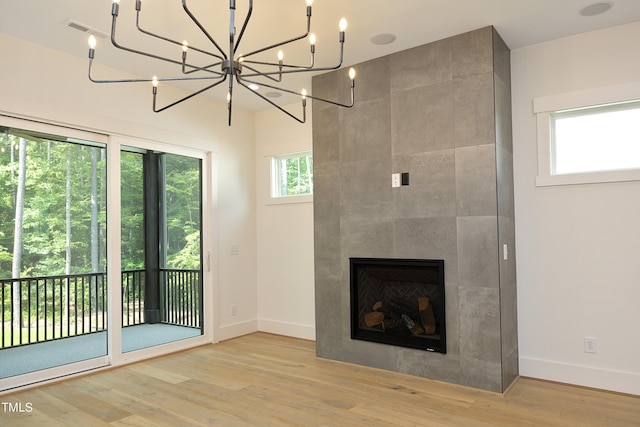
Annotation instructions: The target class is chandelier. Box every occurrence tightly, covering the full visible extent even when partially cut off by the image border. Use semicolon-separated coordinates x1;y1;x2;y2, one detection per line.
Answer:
87;0;356;125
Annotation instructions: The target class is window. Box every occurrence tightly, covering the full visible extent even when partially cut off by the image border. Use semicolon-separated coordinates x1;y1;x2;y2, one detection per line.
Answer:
534;82;640;186
270;151;313;198
550;101;640;175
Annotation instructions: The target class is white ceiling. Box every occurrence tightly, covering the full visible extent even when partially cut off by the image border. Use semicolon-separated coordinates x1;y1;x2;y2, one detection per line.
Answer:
1;0;639;112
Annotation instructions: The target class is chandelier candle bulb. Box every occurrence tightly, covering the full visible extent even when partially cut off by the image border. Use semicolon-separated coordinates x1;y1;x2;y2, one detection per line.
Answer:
309;33;316;54
339;18;348;32
87;35;97;62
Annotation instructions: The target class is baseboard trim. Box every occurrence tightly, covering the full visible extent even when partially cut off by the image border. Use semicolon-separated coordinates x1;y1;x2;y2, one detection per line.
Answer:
217;320;259;341
258;319;316;341
520;356;640;396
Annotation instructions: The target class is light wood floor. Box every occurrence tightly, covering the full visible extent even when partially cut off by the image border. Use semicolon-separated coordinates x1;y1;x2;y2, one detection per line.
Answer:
1;332;638;426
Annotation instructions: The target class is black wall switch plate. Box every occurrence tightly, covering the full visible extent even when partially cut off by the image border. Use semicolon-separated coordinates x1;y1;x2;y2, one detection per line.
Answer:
401;172;409;186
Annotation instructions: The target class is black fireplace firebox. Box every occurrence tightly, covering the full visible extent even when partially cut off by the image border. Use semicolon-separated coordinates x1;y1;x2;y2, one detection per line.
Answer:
350;258;446;353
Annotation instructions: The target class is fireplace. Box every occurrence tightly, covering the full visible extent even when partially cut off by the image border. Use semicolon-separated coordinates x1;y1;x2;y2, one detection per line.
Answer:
350;258;446;353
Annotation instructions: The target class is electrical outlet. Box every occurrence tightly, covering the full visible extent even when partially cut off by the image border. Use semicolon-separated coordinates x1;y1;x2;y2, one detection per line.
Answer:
231;304;237;316
584;337;597;353
391;173;401;188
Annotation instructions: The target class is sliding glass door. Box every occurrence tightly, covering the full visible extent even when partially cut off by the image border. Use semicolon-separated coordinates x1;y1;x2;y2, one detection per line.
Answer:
0;117;209;392
120;149;203;353
0;122;109;385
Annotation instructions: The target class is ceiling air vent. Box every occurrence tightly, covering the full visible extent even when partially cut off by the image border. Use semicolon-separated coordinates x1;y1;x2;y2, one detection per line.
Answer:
63;19;108;39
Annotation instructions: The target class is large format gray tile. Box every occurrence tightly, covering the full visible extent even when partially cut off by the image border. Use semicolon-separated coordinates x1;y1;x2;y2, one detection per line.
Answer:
455;144;498;217
341;219;394;260
340;158;392;222
453;72;495;148
496;145;514;218
350;56;390;103
390;38;453;92
457;216;499;289
339;97;391;163
391;81;454;156
393;217;457;261
452;26;493;71
393;149;457;219
459;287;501;362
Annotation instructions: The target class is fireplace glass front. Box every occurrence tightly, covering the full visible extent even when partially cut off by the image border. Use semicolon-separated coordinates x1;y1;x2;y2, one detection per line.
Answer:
350;258;446;353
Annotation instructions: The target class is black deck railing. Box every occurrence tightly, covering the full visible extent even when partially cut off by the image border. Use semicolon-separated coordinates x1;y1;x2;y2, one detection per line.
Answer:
162;269;201;328
122;269;145;327
1;269;201;349
1;273;107;349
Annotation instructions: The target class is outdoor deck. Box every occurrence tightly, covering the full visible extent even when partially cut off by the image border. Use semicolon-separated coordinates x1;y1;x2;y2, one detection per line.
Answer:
0;323;201;379
1;269;202;379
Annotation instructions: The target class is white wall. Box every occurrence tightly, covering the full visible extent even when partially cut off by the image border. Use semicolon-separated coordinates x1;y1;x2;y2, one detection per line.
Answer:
254;107;316;340
0;34;258;343
512;21;640;395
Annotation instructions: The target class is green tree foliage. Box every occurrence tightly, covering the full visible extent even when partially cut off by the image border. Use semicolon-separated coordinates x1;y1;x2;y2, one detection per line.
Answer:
119;152;201;271
164;154;201;270
0;129;107;280
120;151;145;270
280;154;313;196
1;133;201;278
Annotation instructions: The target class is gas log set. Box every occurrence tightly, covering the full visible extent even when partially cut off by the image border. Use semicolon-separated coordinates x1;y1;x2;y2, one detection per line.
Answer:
363;297;437;336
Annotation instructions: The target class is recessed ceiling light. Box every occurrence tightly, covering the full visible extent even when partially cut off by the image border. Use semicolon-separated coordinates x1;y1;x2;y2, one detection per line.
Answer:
370;33;397;46
248;83;260;91
579;2;613;16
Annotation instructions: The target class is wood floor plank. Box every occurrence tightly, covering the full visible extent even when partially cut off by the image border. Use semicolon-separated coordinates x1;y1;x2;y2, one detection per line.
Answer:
1;332;639;426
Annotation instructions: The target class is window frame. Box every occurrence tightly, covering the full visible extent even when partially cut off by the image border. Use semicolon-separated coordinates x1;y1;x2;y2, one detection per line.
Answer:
268;150;313;204
534;81;640;187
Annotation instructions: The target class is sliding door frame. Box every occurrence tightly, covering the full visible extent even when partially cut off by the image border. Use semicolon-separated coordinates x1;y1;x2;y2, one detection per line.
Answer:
0;115;217;392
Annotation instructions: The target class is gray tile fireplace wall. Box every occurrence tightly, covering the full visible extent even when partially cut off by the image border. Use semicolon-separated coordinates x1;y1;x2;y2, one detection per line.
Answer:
312;26;517;393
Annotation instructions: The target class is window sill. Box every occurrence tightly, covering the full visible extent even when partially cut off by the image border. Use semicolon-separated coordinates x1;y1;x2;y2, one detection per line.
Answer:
536;169;640;187
266;194;313;205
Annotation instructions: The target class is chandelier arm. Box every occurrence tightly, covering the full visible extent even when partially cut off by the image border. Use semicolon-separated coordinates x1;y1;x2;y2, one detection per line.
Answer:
233;0;253;55
89;56;226;84
241;64;282;83
306;85;355;109
111;10;224;75
153;76;228;113
239;74;355;109
241;54;315;70
183;0;228;60
239;6;312;59
237;78;306;123
241;42;343;79
241;60;340;78
182;60;224;75
134;5;223;61
88;55;144;83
